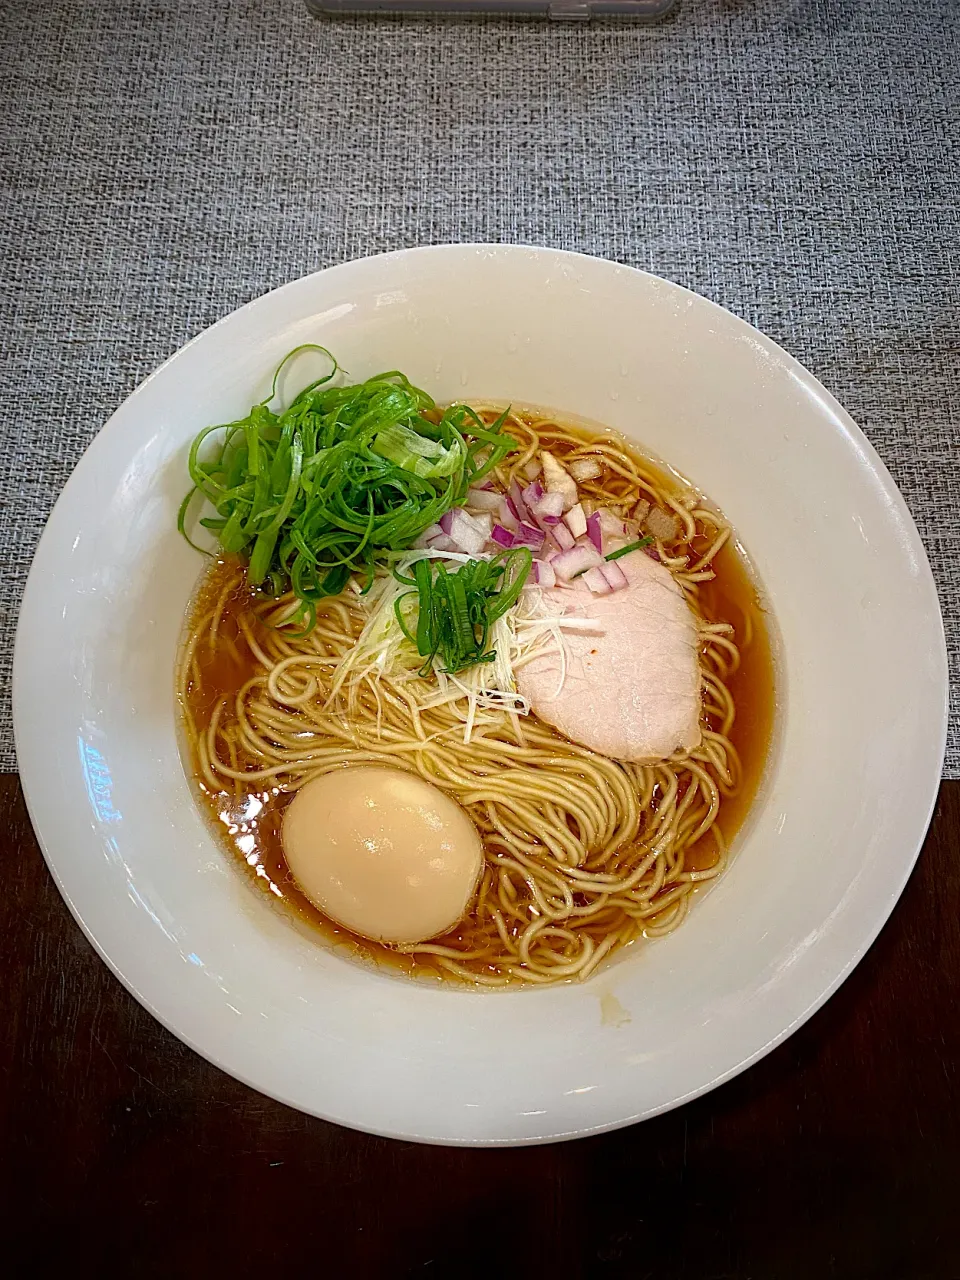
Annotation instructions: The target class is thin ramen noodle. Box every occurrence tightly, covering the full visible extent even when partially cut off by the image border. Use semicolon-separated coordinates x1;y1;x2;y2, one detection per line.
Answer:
179;409;775;986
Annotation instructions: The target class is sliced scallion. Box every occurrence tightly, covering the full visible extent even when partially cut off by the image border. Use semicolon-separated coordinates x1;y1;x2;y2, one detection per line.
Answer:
180;349;518;629
604;537;653;562
392;549;531;675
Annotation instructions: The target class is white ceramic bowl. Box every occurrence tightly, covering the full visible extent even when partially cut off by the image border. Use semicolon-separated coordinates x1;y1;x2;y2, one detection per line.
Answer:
13;246;947;1145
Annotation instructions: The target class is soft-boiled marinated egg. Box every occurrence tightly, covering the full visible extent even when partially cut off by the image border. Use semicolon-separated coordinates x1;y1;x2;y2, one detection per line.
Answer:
281;766;483;946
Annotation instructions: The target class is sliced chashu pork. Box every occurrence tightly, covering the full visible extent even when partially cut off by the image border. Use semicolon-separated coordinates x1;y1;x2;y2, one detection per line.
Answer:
517;550;701;762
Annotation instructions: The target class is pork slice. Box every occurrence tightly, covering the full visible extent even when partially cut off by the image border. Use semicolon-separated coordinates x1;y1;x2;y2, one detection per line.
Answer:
516;550;702;762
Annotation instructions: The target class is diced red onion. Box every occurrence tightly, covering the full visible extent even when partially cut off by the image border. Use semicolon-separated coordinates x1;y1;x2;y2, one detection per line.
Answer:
490;524;516;550
600;560;629;591
521;480;544;510
512;522;545;550
523;458;541;480
529;559;556;588
426;533;458;552
441;506;490;547
414;523;445;549
500;497;519;531
454;528;487;556
552;544;604;582
466;487;504;511
564;503;587;539
586;511;603;553
534;491;564;522
525;492;564;537
581;566;612;595
509;479;531;523
553;523;576;551
447;509;487;555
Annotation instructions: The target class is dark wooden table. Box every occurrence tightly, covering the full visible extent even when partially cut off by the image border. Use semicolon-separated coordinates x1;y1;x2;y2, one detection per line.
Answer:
2;774;957;1278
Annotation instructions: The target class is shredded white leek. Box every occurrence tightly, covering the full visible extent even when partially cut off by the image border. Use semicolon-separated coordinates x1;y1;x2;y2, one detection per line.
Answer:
330;552;602;742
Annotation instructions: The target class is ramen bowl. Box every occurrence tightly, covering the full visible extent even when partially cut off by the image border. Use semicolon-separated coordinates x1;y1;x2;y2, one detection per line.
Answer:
13;245;947;1145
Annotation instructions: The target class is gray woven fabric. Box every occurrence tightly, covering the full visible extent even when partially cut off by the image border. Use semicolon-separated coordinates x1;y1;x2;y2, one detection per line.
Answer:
1;0;958;773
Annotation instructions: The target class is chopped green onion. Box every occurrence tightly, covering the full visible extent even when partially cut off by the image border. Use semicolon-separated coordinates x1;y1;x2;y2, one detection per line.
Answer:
605;537;653;562
180;349;518;629
393;549;531;675
371;422;464;479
